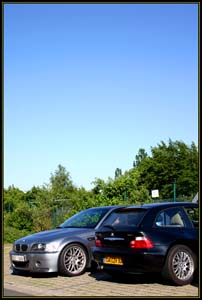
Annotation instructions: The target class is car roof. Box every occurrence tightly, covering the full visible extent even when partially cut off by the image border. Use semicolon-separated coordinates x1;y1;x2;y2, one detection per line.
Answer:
124;202;198;209
86;205;126;210
87;202;198;210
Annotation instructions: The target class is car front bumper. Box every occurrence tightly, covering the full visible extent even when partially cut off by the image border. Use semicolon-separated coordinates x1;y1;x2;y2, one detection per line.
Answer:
9;250;60;273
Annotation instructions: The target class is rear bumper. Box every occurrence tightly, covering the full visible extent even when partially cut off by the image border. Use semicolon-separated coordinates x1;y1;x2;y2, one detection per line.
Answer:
93;247;165;274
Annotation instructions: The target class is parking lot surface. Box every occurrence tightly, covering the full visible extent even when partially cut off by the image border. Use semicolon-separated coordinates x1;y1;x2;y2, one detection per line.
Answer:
4;244;199;297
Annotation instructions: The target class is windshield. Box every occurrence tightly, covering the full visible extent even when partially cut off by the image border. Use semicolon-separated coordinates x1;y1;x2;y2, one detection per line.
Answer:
59;207;111;229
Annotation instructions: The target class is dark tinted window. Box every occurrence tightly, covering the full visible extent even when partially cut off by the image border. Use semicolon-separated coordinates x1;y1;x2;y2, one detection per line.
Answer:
155;207;186;227
101;208;147;227
184;207;199;228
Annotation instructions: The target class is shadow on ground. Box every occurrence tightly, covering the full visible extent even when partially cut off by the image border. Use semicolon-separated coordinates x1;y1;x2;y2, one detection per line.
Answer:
89;270;199;288
89;270;164;285
11;269;59;278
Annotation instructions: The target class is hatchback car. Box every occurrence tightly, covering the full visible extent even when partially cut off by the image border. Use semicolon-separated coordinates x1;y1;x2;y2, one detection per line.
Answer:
9;205;125;276
92;202;198;286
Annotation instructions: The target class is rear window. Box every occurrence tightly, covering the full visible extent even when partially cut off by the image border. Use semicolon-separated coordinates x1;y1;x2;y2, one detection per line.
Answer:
101;208;147;228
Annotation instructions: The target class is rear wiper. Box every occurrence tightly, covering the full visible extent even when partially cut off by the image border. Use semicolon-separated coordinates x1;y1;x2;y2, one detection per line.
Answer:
103;225;115;230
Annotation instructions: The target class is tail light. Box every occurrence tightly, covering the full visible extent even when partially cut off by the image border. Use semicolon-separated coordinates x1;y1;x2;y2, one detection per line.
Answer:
130;237;153;249
95;238;102;247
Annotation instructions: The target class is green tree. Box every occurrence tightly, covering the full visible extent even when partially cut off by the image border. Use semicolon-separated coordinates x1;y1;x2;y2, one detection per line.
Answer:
50;164;75;202
4;185;26;212
136;139;198;200
133;148;148;168
115;168;122;179
92;169;151;205
5;202;33;231
26;186;55;231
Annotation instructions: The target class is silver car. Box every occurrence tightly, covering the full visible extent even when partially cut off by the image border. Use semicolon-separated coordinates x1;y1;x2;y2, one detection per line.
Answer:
9;205;124;276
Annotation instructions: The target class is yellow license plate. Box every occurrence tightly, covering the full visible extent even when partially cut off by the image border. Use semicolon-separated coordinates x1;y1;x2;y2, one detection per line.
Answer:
104;256;123;265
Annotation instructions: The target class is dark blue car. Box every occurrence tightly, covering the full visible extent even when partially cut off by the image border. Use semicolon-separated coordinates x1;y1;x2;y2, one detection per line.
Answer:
92;202;198;286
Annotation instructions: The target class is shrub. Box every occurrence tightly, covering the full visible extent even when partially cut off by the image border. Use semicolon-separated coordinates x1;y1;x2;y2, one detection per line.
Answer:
3;226;33;243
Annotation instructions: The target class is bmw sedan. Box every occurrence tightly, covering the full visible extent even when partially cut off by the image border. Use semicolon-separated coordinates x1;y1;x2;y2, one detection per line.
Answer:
92;202;198;286
9;205;125;277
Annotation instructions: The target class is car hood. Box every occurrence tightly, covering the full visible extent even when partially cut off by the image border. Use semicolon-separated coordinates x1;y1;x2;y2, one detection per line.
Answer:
15;227;93;244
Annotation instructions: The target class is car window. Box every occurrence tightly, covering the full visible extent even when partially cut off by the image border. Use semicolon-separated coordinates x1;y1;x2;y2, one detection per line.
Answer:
155;207;186;227
101;208;147;227
184;207;199;228
59;207;110;228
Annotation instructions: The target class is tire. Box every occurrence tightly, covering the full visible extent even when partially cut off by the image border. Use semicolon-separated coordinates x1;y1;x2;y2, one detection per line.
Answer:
162;244;196;286
58;243;88;276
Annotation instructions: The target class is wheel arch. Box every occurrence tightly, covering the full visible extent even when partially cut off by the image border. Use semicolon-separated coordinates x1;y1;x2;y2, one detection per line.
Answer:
163;239;198;267
162;242;197;285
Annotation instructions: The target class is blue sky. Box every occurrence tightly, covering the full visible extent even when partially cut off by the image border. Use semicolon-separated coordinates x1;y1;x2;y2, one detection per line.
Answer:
4;3;198;191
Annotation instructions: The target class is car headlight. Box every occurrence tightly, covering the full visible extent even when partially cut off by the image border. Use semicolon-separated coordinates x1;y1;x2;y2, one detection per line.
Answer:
31;243;57;252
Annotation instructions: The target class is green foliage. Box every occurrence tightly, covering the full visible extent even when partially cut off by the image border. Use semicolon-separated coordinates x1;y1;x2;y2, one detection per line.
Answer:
133;148;148;168
4;186;26;212
31;207;54;231
24;185;52;208
5;202;33;231
4;226;33;243
92;169;152;205
115;168;122;179
61;188;100;222
135;139;198;199
50;164;75;202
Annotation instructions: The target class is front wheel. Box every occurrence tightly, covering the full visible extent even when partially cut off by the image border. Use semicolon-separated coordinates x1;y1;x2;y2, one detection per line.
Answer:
59;243;88;276
162;245;196;286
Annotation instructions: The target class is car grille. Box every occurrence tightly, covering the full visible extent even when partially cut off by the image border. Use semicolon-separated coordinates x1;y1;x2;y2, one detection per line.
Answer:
15;244;29;252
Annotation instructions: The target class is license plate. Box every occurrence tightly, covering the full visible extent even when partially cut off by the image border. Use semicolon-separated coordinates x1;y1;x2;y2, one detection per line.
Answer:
11;255;26;262
103;256;123;265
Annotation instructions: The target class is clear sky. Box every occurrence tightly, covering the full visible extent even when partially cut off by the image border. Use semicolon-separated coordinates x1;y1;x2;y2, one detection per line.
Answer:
4;3;199;191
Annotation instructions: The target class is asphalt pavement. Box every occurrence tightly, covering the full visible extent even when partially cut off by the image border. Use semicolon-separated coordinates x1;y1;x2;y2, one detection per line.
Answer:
4;289;32;297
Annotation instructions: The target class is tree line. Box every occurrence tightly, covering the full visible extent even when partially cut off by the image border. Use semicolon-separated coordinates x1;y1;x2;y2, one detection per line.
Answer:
3;139;198;242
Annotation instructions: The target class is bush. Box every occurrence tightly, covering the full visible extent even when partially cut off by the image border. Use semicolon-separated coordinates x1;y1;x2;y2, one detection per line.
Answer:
3;226;33;243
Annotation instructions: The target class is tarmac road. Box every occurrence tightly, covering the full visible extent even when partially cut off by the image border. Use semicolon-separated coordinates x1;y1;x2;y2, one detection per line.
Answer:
4;289;32;296
3;244;199;298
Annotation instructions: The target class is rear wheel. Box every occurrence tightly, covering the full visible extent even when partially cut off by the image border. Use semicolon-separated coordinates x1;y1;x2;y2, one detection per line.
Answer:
162;245;196;286
59;243;88;276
